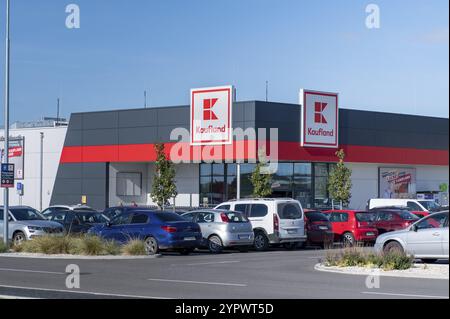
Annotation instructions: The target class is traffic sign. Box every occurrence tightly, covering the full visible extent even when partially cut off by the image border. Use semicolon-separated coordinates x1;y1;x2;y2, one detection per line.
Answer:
1;163;14;188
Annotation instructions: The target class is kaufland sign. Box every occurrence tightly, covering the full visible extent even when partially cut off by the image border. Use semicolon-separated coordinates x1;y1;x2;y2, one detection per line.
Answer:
191;85;233;145
300;89;339;148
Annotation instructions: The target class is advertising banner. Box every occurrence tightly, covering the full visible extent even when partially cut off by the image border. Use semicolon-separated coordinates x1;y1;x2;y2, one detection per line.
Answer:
300;89;339;148
379;167;417;199
0;136;25;180
191;86;233;145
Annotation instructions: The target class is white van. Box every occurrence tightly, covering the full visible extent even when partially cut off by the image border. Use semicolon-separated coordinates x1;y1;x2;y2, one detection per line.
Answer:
367;198;441;212
215;198;306;251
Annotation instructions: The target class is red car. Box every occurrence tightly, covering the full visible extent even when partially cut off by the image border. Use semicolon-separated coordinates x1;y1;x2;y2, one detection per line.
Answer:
304;210;334;248
368;208;420;234
324;210;378;246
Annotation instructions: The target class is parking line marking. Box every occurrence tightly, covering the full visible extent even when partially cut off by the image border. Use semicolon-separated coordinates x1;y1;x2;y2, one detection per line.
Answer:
147;278;247;287
174;261;241;266
0;268;65;275
361;291;449;299
0;284;171;299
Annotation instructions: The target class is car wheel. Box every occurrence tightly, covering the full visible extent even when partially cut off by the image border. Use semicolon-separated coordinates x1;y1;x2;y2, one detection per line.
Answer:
144;236;159;255
421;259;438;264
13;231;26;246
254;231;269;251
383;241;404;254
208;235;224;254
342;232;355;247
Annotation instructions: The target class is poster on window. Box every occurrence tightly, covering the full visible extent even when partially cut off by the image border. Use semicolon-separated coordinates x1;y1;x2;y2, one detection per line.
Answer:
379;167;416;199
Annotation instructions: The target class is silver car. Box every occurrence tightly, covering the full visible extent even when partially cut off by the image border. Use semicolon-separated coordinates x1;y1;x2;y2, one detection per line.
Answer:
182;209;254;253
0;206;65;245
374;211;449;263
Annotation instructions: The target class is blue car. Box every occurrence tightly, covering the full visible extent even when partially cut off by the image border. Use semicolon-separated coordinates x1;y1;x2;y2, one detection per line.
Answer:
89;210;202;255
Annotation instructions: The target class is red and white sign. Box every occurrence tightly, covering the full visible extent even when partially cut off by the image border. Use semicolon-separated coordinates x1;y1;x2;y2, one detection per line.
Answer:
300;89;339;148
8;146;23;158
191;85;233;145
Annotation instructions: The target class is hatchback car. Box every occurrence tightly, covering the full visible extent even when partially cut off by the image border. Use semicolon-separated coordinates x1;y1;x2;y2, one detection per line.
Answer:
46;209;109;234
324;210;378;246
181;209;254;253
88;210;202;255
375;211;449;263
41;205;96;216
368;208;420;234
304;210;334;248
0;206;64;245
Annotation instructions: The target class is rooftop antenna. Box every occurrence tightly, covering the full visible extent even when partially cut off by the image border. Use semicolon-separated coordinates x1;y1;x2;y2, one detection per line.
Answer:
265;81;269;102
144;90;147;108
56;98;60;124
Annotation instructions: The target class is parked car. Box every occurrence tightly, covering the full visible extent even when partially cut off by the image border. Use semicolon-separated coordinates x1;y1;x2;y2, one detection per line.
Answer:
368;208;420;234
102;206;143;220
41;204;96;216
304;210;334;248
369;205;430;219
323;210;378;246
374;211;449;263
88;210;202;255
367;198;442;213
0;206;64;245
215;198;306;251
181;209;254;253
46;209;109;234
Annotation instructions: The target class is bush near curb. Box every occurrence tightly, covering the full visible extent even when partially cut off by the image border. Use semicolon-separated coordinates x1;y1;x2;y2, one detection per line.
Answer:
0;241;9;253
121;239;147;256
325;247;414;271
13;235;125;256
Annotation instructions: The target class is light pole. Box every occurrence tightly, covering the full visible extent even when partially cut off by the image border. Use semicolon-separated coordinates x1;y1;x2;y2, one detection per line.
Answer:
40;132;44;211
3;0;11;245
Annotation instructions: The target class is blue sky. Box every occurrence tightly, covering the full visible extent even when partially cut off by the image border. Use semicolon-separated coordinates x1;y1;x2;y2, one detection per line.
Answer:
0;0;448;122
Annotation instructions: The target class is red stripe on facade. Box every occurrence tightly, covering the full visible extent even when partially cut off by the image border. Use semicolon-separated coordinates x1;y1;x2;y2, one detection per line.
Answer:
60;142;449;166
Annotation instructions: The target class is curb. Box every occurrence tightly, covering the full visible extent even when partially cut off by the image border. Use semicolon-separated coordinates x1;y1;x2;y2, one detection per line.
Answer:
0;253;162;260
314;263;449;280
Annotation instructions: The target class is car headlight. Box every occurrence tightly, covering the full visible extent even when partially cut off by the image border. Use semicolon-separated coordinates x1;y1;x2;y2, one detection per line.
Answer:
28;226;44;232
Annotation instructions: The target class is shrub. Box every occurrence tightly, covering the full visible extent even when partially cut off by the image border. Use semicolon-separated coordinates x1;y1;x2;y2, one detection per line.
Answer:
324;247;414;271
20;236;73;254
104;240;121;256
121;240;147;256
77;235;106;256
0;241;9;253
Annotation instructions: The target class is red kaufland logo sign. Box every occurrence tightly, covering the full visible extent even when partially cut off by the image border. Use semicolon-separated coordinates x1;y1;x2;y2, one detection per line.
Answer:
191;86;233;145
300;89;339;148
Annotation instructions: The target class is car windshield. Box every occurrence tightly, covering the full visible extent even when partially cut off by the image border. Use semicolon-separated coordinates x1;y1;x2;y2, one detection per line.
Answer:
399;211;419;220
355;212;374;222
154;212;186;222
418;201;441;211
223;211;248;223
305;212;329;222
10;208;45;221
75;211;109;223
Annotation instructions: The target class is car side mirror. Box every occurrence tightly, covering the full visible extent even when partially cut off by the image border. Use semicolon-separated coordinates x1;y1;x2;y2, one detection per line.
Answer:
411;224;418;232
106;221;112;227
8;216;12;222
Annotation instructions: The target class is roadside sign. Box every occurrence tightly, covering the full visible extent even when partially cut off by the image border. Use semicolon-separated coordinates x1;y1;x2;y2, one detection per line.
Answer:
1;163;15;188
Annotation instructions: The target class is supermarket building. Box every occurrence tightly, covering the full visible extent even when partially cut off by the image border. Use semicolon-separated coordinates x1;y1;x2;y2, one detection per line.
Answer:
2;89;449;211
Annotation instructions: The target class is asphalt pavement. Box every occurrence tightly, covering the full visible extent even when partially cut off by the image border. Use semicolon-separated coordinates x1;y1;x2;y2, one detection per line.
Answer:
0;248;448;299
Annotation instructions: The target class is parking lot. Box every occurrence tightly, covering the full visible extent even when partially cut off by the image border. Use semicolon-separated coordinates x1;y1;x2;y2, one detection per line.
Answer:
0;247;448;299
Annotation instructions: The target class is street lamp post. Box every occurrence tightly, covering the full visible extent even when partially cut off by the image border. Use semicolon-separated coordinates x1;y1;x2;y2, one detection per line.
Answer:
3;0;11;245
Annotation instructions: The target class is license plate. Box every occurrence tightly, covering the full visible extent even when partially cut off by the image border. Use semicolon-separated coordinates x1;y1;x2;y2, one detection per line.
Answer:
318;226;329;230
287;230;297;234
184;237;196;241
366;232;375;236
238;235;249;240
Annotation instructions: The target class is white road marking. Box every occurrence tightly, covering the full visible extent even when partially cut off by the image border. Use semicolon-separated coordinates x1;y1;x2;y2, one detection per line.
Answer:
173;261;240;266
0;284;170;299
0;268;65;275
361;291;449;299
147;278;247;287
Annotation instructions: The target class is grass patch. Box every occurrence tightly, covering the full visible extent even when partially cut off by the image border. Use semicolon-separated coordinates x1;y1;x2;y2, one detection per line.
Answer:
121;239;147;256
0;241;9;253
325;246;414;271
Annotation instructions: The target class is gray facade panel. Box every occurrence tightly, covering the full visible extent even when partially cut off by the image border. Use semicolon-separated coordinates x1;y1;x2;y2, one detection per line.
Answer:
82;112;119;130
67;113;83;131
119;127;158;145
52;179;82;195
63;129;82;147
82;163;107;179
82;129;118;146
157;107;190;126
119;109;158;128
54;163;83;179
158;125;189;141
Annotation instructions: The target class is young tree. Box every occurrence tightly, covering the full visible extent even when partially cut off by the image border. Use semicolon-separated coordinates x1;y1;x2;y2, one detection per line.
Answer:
250;147;273;198
328;149;352;209
151;144;177;210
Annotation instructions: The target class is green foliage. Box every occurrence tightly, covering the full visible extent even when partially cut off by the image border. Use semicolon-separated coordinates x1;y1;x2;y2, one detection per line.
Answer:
151;143;178;209
0;241;9;253
325;247;414;270
250;147;273;198
121;239;147;256
328;149;352;207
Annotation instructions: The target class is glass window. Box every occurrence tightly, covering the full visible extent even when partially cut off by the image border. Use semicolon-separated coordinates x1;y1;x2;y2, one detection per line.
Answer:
111;213;132;226
9;208;44;221
356;213;375;222
116;172;142;196
196;212;215;223
223;211;248;223
235;204;249;215
250;204;268;217
294;163;312;209
227;164;237;176
305;212;329;222
200;164;212;176
407;201;423;211
154;212;186;222
416;213;448;230
212;164;225;176
131;213;149;224
398;211;419;221
329;212;348;222
278;202;302;219
216;205;230;210
181;212;196;222
52;212;67;222
418;201;441;211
